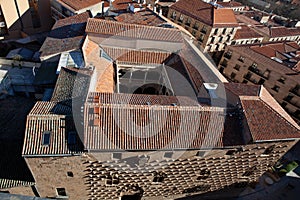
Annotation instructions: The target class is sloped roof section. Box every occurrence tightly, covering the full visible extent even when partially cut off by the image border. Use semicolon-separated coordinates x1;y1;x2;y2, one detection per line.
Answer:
22;114;84;156
40;12;90;59
85;18;183;42
101;46;172;64
234;25;264;40
170;0;238;27
51;67;91;103
241;98;300;142
85;103;226;151
58;0;102;11
213;8;239;27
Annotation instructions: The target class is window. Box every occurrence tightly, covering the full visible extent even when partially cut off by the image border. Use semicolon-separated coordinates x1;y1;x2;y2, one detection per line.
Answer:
278;77;286;84
171;11;176;19
272;85;280;92
263;69;270;79
234;64;241;71
164;152;173;158
244;72;252;79
219;36;223;42
56;188;67;196
67;131;76;145
242;80;248;84
230;72;236;79
262;145;275;155
105;174;119;185
185;18;191;26
197;169;210;180
152;171;166;183
222;28;227;35
112;153;122;159
198;34;204;42
67;171;73;177
224;51;232;59
226;149;237;155
214;28;218;35
284;93;294;102
193;22;199;30
201;26;207;34
281;102;287;108
242;166;256;177
196;151;206;157
258;78;265;85
220;59;228;67
226;36;231;42
294;110;300;118
179;15;184;22
42;131;51;145
238;56;245;62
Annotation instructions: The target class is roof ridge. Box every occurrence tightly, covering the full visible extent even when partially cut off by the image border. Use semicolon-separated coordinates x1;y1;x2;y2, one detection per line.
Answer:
87;18;180;33
100;45;172;54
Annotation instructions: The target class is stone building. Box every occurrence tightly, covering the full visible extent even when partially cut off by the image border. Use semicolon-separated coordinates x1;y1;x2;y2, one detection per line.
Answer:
167;0;240;52
218;41;300;123
230;24;264;45
0;0;53;39
50;0;104;20
20;19;300;200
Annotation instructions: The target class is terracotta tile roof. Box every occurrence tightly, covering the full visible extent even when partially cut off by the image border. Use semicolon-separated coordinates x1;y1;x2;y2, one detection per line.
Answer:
171;0;213;25
224;83;260;97
40;12;90;59
234;25;264;40
58;0;102;11
112;0;142;11
95;62;115;93
241;98;300;142
83;40;115;93
270;26;300;38
213;8;239;27
170;0;238;27
217;1;244;8
29;101;72;115
84;103;227;150
250;42;300;65
51;67;91;103
22;114;84;156
259;86;299;128
85;18;183;42
227;43;300;81
114;8;165;26
102;46;172;64
87;92;199;106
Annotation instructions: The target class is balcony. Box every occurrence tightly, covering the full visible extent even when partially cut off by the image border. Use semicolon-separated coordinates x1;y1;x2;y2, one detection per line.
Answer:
290;86;300;97
243;73;258;84
224;51;232;59
248;66;269;79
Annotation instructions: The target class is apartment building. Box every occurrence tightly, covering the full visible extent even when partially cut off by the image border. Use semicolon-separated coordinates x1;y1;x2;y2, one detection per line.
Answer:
235;12;300;45
0;0;52;39
15;19;300;200
218;41;300;122
217;0;245;12
167;0;239;52
50;0;103;20
231;24;264;45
